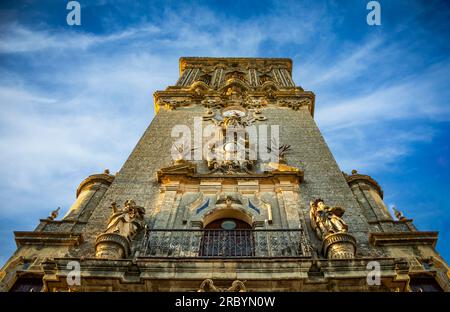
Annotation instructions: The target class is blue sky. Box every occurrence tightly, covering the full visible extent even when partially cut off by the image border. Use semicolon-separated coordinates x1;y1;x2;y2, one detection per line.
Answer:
0;0;449;266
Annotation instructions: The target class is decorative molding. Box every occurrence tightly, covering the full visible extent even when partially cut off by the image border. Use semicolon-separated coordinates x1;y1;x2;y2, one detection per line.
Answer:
154;91;315;115
152;57;316;116
179;57;293;77
14;231;83;247
369;231;438;247
156;161;198;183
40;257;410;291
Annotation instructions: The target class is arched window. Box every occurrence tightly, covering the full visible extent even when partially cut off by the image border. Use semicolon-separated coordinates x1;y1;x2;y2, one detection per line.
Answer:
200;218;254;257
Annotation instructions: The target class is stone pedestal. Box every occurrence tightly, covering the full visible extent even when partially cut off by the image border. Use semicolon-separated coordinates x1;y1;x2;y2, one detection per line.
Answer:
95;233;130;259
322;233;356;259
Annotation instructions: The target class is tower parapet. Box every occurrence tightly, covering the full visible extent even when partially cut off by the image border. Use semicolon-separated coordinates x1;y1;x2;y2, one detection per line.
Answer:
154;57;315;116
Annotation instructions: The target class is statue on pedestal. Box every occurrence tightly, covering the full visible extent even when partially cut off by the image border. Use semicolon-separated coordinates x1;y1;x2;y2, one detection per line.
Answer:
309;199;355;259
95;200;145;259
309;199;348;239
105;200;145;240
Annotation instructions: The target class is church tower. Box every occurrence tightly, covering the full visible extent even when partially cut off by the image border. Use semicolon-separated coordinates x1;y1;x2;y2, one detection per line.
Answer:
1;57;448;292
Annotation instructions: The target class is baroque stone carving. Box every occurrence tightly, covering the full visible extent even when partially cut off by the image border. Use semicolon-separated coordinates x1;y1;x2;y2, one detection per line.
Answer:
215;192;244;208
242;97;268;110
225;70;247;82
196;73;212;85
278;98;311;110
310;199;348;237
95;200;145;259
156;161;197;183
206;138;254;174
204;107;259;174
309;199;356;259
224;84;247;101
157;99;191;110
197;279;246;292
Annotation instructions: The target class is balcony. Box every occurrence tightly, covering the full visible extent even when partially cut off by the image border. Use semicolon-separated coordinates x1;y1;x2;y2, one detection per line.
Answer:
139;229;311;258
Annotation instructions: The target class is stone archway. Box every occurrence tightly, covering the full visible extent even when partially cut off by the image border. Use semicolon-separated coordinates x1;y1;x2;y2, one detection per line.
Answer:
200;209;254;257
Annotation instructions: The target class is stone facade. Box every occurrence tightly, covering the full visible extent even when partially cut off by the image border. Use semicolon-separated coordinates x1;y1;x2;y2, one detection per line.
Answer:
1;57;448;292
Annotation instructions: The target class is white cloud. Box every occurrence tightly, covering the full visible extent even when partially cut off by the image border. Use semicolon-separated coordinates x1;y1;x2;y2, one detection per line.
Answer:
307;37;385;86
327;125;435;172
0;23;160;53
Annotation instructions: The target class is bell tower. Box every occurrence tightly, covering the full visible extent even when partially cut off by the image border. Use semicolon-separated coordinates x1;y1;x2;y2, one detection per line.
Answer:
1;57;448;292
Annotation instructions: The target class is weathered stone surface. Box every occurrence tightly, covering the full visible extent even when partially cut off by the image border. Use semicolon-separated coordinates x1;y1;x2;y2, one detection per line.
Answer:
1;57;448;292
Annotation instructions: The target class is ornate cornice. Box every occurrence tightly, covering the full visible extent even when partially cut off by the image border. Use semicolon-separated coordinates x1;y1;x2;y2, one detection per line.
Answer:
156;161;304;184
156;161;198;183
369;231;438;248
152;57;316;116
179;57;293;76
14;231;83;247
40;257;410;291
153;91;315;115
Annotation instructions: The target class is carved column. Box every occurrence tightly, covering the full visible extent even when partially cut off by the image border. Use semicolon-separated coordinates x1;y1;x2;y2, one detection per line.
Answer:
176;68;193;86
281;68;295;87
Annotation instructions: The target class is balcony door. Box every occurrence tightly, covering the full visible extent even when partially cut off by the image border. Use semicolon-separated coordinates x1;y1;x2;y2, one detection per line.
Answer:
200;218;254;257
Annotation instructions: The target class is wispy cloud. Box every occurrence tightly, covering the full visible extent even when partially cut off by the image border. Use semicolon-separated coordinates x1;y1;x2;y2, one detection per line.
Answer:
0;22;161;53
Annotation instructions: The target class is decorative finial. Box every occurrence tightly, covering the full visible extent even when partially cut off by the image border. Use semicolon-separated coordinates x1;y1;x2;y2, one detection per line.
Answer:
48;207;60;220
392;206;407;221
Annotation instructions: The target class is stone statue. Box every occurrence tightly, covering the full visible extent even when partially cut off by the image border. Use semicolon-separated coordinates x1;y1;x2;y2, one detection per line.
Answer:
95;200;146;259
197;279;246;292
227;280;246;292
309;199;356;259
197;279;220;292
104;200;145;241
309;199;348;240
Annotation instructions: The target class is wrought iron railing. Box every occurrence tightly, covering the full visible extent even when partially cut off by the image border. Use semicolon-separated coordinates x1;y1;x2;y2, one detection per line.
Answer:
139;229;311;258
